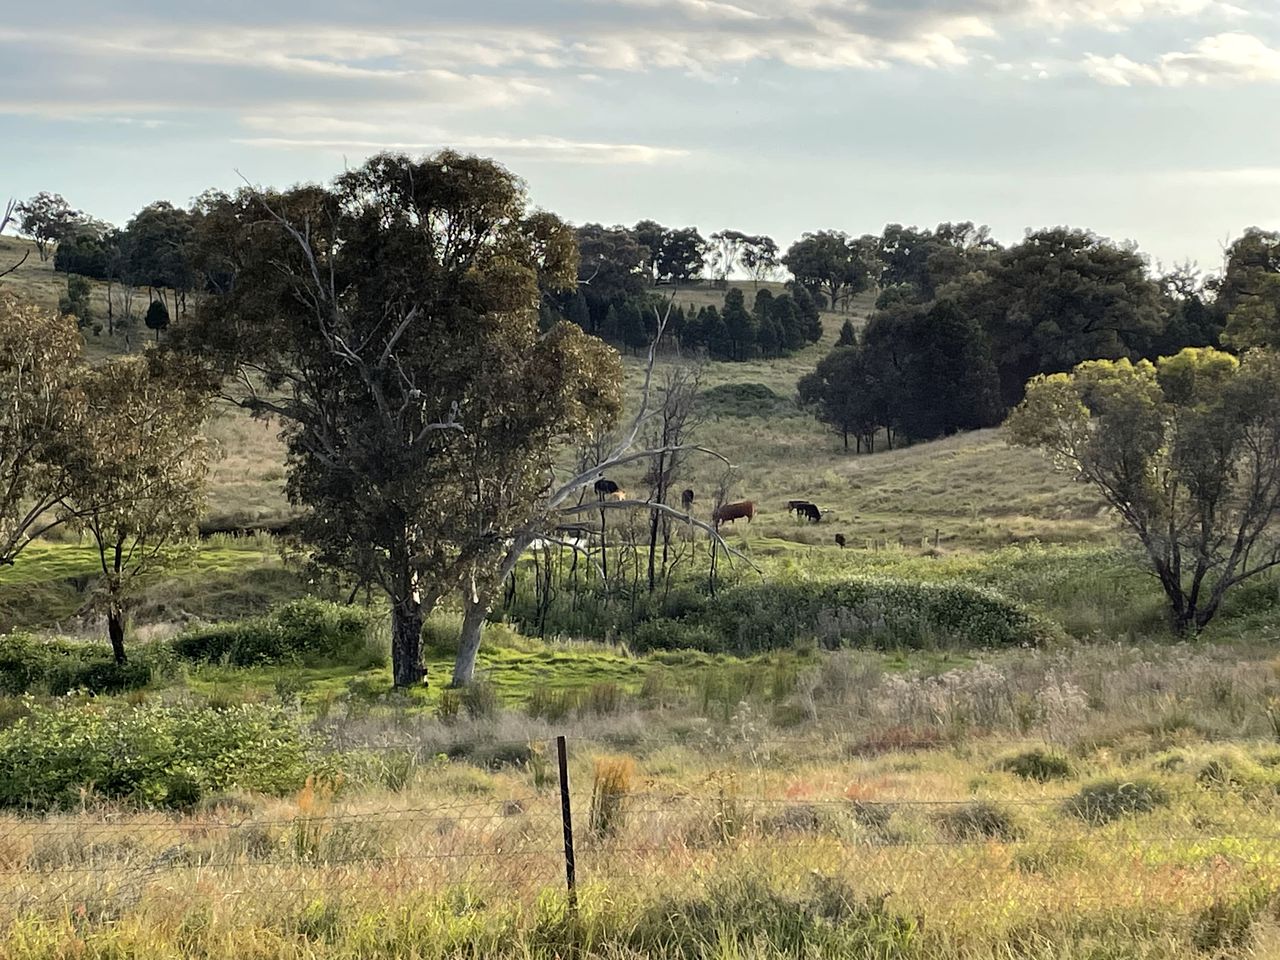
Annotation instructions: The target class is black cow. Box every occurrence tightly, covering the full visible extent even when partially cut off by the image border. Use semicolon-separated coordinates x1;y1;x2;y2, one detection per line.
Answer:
681;488;695;511
787;499;811;516
800;502;821;523
835;533;846;549
594;477;620;499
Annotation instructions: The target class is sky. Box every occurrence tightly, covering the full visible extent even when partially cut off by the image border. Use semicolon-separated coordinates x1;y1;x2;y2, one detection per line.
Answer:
1;1;1278;272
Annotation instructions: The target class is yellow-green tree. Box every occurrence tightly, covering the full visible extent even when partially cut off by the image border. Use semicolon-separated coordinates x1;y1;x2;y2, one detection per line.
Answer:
63;352;211;663
1008;347;1280;632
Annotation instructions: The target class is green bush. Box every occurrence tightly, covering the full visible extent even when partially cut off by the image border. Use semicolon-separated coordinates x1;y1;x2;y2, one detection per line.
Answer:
699;382;792;418
0;701;326;810
626;579;1048;655
0;633;158;695
173;598;377;667
1063;779;1170;825
997;749;1074;782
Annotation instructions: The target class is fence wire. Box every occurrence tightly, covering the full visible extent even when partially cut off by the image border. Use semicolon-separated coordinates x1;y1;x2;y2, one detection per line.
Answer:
4;737;1280;925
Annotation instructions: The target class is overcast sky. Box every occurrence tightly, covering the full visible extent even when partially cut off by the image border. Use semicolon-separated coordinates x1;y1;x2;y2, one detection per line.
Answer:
2;0;1277;271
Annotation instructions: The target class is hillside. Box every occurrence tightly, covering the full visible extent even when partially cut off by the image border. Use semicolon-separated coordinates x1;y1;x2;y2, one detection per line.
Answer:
0;233;1097;546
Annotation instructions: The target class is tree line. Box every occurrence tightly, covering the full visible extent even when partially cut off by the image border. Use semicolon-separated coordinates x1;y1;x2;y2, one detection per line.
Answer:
798;222;1251;450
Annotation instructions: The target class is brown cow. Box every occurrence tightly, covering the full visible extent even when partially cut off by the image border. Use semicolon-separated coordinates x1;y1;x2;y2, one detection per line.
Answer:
714;500;756;525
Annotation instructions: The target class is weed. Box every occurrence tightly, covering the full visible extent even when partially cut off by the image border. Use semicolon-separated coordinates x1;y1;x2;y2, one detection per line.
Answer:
1063;779;1170;825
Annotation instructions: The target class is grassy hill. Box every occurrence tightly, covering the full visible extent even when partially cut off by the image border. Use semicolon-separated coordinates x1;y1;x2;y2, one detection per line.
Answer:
0;234;1110;636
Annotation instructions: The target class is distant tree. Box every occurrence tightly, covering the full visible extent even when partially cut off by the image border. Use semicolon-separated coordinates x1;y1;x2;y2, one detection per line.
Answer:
123;202;197;315
0;296;84;565
16;192;81;261
701;305;730;359
1009;348;1280;634
565;289;591;331
798;345;885;451
59;274;95;330
837;319;857;346
878;221;999;300
619;299;649;353
722;288;755;360
576;223;649;329
753;288;774;325
183;152;621;688
783;230;877;312
770;294;804;352
0;199;29;279
885;299;1002;441
741;234;780;288
657;227;706;285
53;221;114;280
144;299;170;342
633;219;666;283
64;352;211;663
1219;229;1280;351
788;281;823;342
707;230;749;285
1152;263;1222;356
966;228;1164;405
756;314;782;357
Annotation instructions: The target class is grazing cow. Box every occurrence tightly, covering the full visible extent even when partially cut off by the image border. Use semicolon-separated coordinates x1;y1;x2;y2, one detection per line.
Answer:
594;477;620;499
800;502;822;523
714;500;756;525
681;488;695;511
835;533;846;549
787;499;811;516
608;489;628;501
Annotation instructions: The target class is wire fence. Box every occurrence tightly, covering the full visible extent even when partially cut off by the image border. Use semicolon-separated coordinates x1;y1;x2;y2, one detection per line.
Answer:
4;735;1280;925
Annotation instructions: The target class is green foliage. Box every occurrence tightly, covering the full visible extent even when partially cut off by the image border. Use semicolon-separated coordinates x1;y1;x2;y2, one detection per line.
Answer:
1010;348;1280;633
1063;779;1170;825
0;632;157;695
699;381;790;418
143;298;170;337
173;598;377;667
57;273;93;327
997;749;1073;782
0;701;322;809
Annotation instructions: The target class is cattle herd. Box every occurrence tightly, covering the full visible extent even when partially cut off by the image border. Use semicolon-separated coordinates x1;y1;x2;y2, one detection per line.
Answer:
591;476;847;547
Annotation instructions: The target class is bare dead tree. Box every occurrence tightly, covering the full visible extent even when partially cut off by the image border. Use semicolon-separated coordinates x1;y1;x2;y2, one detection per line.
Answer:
452;301;754;685
0;199;30;280
642;359;705;592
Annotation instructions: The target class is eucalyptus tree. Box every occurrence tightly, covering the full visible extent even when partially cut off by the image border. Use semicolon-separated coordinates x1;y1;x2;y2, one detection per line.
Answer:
0;296;85;566
184;151;624;687
64;352;211;662
1009;348;1280;633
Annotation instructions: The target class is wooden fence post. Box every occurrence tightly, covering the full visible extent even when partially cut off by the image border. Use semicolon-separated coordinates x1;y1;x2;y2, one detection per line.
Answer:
556;735;578;911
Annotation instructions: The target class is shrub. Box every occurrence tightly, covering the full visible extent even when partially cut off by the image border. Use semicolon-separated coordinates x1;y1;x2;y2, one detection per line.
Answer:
997;749;1074;783
1063;779;1170;825
620;579;1049;656
0;633;158;695
460;680;500;721
699;382;791;418
173;598;375;667
936;801;1023;841
0;702;325;810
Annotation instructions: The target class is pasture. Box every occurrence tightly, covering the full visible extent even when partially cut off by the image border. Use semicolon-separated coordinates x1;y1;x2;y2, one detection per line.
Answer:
6;232;1280;959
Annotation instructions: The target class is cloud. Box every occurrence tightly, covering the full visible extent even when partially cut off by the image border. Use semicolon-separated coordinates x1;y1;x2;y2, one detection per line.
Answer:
233;134;690;165
1084;31;1280;85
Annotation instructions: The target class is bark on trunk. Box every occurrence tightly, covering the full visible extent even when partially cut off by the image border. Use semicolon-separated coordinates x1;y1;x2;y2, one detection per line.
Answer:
107;605;127;665
453;592;490;686
391;597;426;688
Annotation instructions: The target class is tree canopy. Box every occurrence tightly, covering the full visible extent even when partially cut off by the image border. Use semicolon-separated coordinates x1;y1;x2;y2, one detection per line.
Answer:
182;151;622;688
1009;348;1280;633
